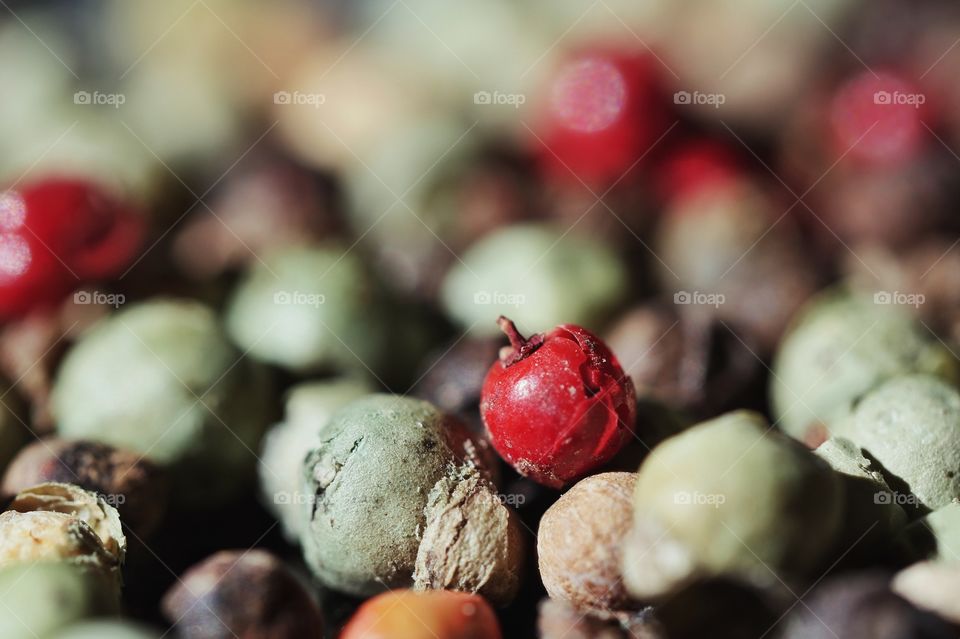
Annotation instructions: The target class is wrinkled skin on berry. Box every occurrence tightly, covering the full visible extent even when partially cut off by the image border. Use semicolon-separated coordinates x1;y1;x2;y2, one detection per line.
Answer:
481;317;636;488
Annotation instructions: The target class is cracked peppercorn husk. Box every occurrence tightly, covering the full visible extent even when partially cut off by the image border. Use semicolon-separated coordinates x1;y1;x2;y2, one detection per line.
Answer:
440;224;629;337
161;549;323;639
259;376;374;541
834;375;960;514
781;571;955;639
605;303;763;419
225;244;389;373
8;482;126;564
622;411;843;599
771;289;959;445
538;473;637;613
50;299;272;504
0;563;119;639
2;439;168;539
300;394;523;604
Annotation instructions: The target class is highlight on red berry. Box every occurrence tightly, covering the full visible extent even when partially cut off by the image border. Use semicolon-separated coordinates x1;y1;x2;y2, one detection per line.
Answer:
480;316;637;489
0;177;144;318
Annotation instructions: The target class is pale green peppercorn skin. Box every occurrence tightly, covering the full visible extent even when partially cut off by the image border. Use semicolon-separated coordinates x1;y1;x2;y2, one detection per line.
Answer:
225;245;387;372
771;290;958;441
440;224;628;336
631;411;842;586
301;395;470;595
835;374;960;512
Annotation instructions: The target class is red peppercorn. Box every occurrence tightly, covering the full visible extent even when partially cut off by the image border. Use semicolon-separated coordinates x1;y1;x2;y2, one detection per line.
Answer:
480;317;637;489
653;138;743;204
0;177;144;318
534;50;669;188
829;69;930;166
341;590;501;639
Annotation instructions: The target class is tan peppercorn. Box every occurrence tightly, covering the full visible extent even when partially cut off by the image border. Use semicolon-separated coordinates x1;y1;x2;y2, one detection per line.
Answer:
538;472;637;612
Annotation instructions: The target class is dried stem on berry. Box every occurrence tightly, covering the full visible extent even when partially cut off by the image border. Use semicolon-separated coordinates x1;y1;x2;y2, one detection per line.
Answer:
497;316;544;366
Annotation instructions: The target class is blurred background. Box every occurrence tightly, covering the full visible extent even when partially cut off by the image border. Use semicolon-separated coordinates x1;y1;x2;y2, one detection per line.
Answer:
3;0;960;636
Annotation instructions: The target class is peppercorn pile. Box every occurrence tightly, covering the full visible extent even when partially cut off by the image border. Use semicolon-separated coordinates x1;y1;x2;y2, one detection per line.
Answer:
2;1;960;638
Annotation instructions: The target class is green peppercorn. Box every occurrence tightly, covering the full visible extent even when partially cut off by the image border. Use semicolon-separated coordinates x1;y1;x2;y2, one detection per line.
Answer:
51;299;271;503
440;224;628;336
0;563;118;639
623;411;842;599
814;437;907;554
771;289;958;444
225;244;388;373
259;376;374;541
835;375;960;513
301;394;523;604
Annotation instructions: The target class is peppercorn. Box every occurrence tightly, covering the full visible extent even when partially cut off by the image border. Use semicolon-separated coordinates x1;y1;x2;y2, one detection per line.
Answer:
903;502;960;563
605;303;762;418
835;375;960;513
0;178;144;319
8;482;126;564
50;299;271;504
414;336;503;419
2;439;168;538
623;411;843;599
533;49;669;188
537;598;666;639
225;244;388;373
259;377;373;541
0;379;24;472
814;437;907;554
49;622;161;639
161;549;323;639
481;317;636;488
781;571;955;639
655;178;820;353
440;224;628;337
173;154;341;280
538;473;637;612
0;563;119;639
771;289;958;444
340;589;501;639
301;394;524;603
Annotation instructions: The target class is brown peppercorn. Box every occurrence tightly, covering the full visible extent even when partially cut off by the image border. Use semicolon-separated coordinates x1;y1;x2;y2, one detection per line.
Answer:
341;589;501;639
162;550;323;639
537;598;666;639
538;473;637;612
415;336;503;418
605;304;762;418
781;572;955;639
2;439;168;538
